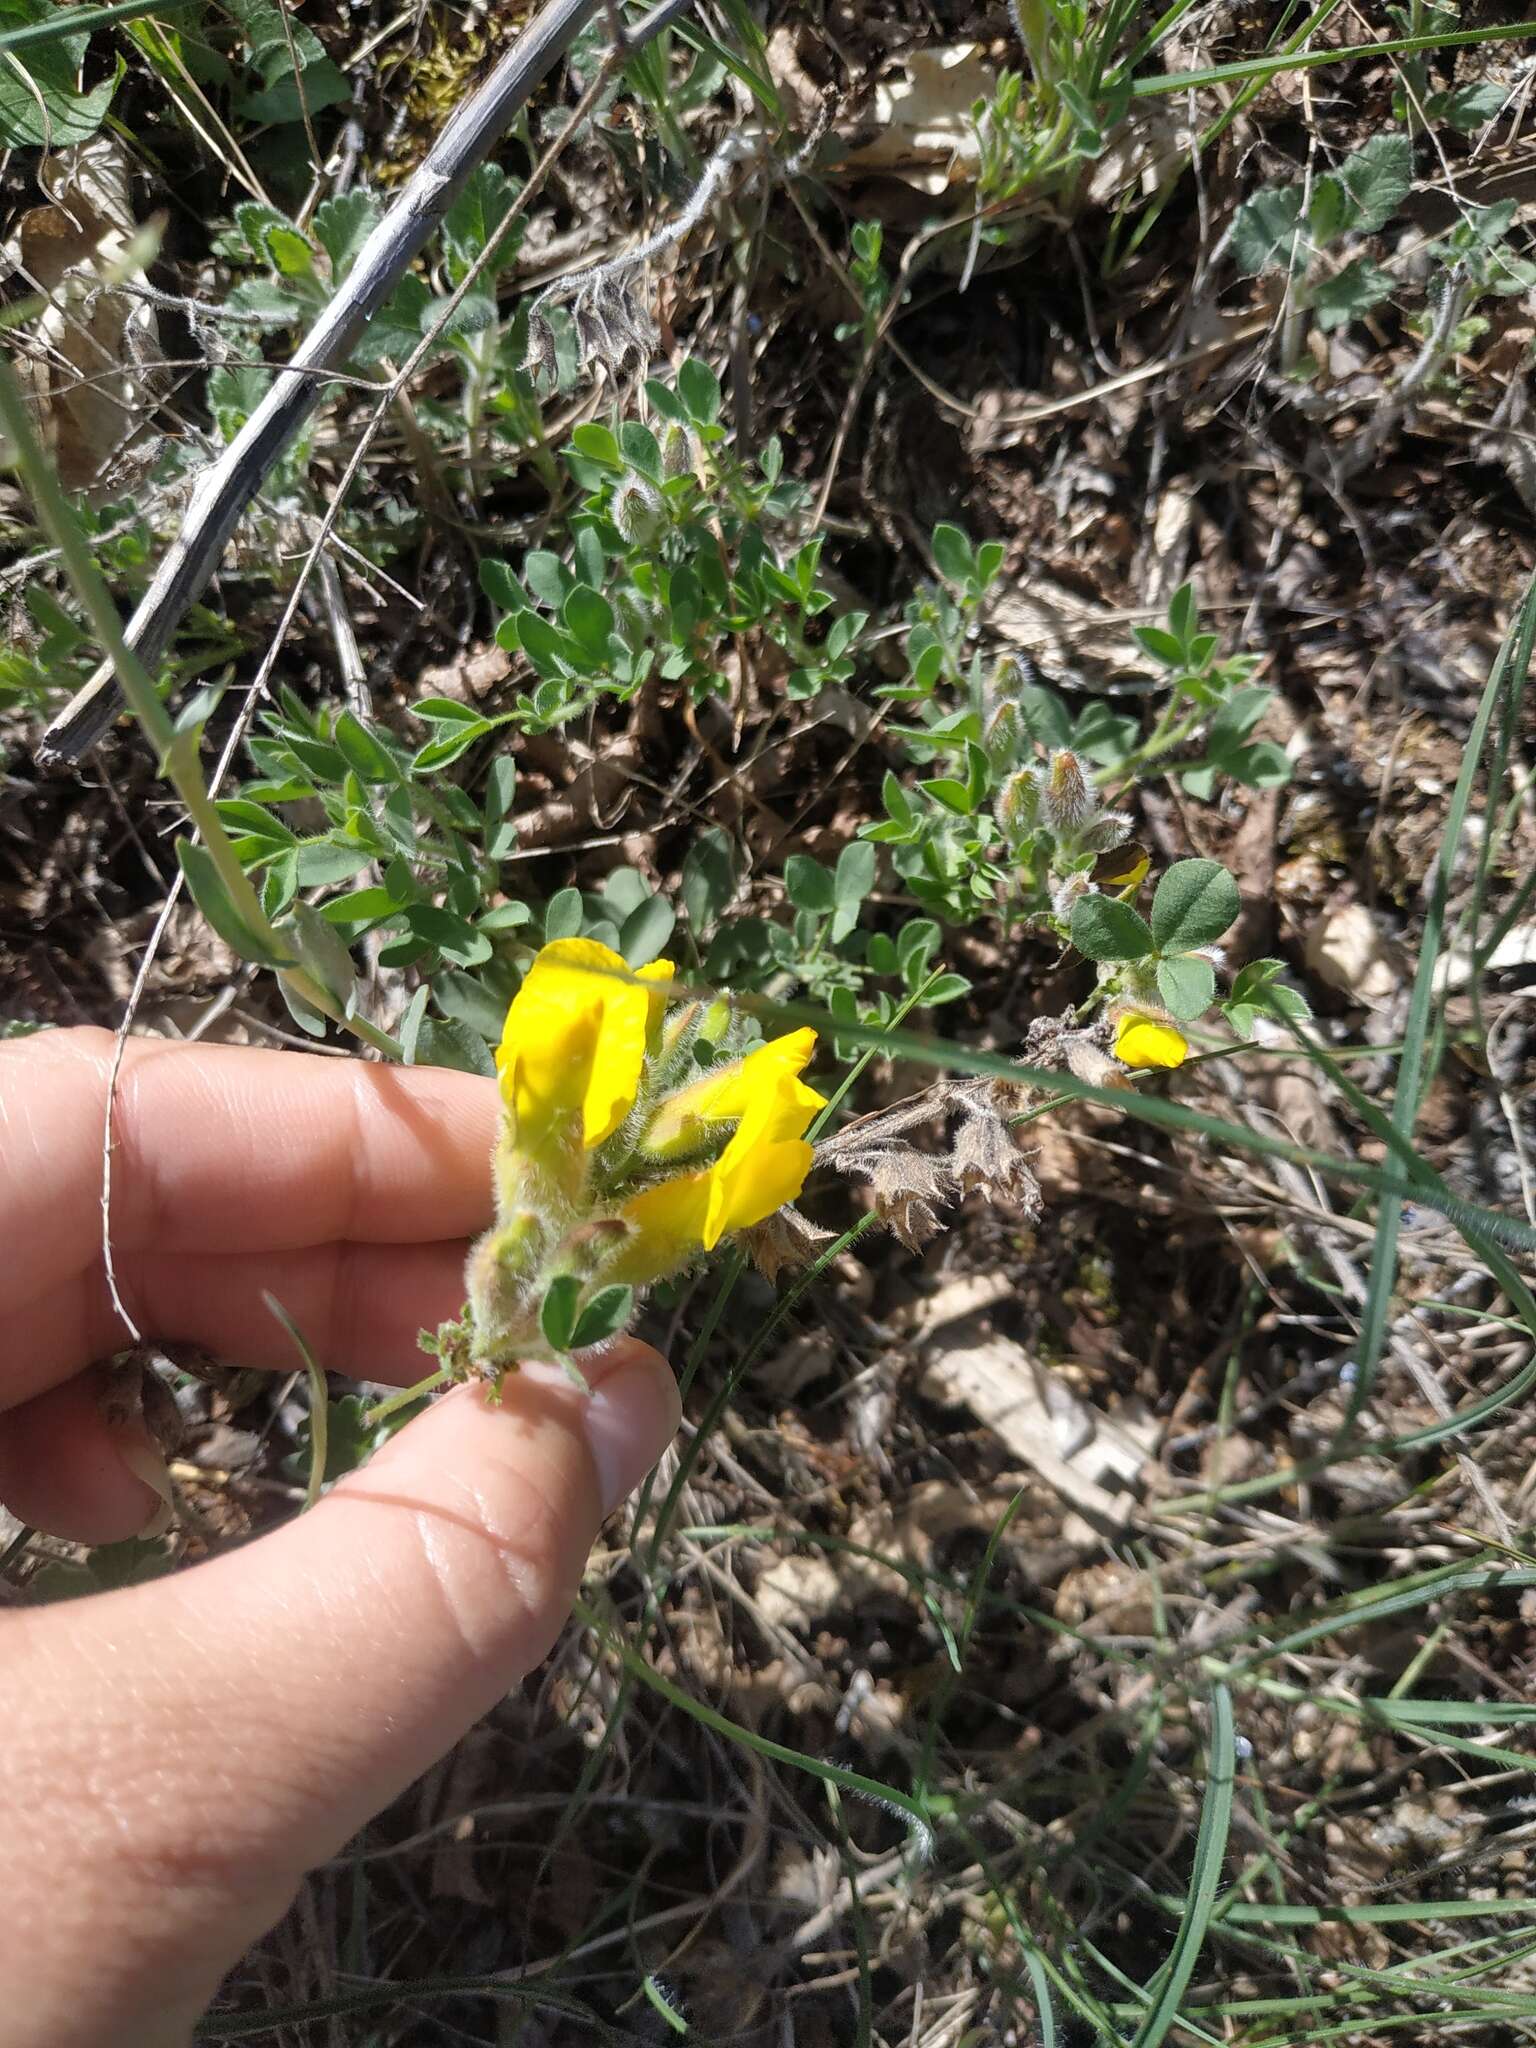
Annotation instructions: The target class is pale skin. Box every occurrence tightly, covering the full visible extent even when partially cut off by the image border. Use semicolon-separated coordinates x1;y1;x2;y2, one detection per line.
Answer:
0;1029;680;2048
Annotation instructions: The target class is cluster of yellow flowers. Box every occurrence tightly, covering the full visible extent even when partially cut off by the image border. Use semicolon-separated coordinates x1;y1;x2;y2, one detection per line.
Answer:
451;934;1189;1381
463;939;825;1374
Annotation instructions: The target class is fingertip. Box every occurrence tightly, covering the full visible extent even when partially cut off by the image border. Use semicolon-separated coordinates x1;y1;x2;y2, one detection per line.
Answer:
0;1371;166;1545
572;1339;681;1515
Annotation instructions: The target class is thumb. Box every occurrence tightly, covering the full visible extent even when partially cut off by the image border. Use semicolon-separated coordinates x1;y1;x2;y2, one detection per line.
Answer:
0;1341;678;2048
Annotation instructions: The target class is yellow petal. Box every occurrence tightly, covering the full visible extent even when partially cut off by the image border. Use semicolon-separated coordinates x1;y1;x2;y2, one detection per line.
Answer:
620;1169;713;1270
641;1028;819;1160
619;1046;823;1270
1113;1012;1188;1071
497;939;661;1149
701;1062;823;1249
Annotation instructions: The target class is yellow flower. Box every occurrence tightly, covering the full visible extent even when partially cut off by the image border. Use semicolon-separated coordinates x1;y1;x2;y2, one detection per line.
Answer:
619;1041;825;1267
496;939;673;1151
640;1027;818;1160
1113;1011;1188;1071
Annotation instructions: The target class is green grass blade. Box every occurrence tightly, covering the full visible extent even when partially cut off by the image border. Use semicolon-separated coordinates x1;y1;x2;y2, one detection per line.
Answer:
1342;568;1536;1429
572;1594;936;1854
0;0;193;51
1133;19;1536;95
1127;1684;1235;2048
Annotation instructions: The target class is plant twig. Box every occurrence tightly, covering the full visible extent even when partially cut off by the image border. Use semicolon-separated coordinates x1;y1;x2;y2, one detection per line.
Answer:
34;0;675;766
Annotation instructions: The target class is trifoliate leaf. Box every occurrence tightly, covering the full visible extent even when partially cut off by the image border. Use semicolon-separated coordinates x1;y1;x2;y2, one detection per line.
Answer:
1151;859;1240;954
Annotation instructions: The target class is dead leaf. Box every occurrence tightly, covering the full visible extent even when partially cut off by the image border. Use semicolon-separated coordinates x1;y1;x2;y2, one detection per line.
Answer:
836;45;994;196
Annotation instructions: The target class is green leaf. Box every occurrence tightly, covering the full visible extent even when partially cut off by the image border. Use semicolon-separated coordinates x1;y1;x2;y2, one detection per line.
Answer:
278;902;358;1008
1224;738;1292;789
333;711;399;784
1070;894;1154;962
545;886;583;940
397;985;430;1062
1227;957;1312;1027
215;798;297;848
404;904;492;967
1167;581;1196;644
1231;183;1305;275
1208;685;1273;746
0;0;118;146
1155;952;1216;1021
563;584;615;658
478;901;531;932
931;522;975;586
570;1283;634;1350
1134;624;1185;667
413;722;490;772
619;420;662;480
312;190;378;280
1309;255;1394;333
1155;864;1236;958
834;838;876;907
484;752;517;824
677;356;721;424
919;972;970;1005
1019;685;1072;749
785;854;836;914
620;895;676;967
898;917;940;980
409;1016;497;1077
682;827;736;934
1150;859;1240;953
1306;173;1349;249
478;557;525;614
1331;133;1413;236
296;841;373;887
1432;80;1507;133
224;276;308;328
177;840;295;969
442;161;521;281
540;1274;582;1352
919;776;976;816
569;422;622;468
319;886;400;925
432;968;508;1041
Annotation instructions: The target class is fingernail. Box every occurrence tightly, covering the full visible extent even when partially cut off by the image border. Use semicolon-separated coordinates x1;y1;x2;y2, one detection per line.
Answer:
580;1342;680;1515
111;1422;175;1539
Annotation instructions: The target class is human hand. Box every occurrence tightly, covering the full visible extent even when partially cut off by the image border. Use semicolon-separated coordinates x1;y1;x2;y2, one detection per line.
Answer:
0;1028;679;2048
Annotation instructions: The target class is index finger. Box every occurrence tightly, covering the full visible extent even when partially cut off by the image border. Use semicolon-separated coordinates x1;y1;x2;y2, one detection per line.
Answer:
0;1029;500;1313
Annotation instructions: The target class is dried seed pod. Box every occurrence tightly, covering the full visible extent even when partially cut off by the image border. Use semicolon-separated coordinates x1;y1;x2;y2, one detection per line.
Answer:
523;310;558;384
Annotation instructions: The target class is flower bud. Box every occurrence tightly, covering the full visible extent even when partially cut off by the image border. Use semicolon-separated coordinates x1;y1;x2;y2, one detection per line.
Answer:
660;421;695;480
997;767;1042;843
1042;750;1094;833
612;474;665;547
984;698;1023;774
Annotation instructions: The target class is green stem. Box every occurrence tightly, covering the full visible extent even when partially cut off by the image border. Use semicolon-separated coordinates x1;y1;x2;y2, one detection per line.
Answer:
808;968;948;1137
1106;699;1206;788
362;1365;450;1430
0;359;400;1059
